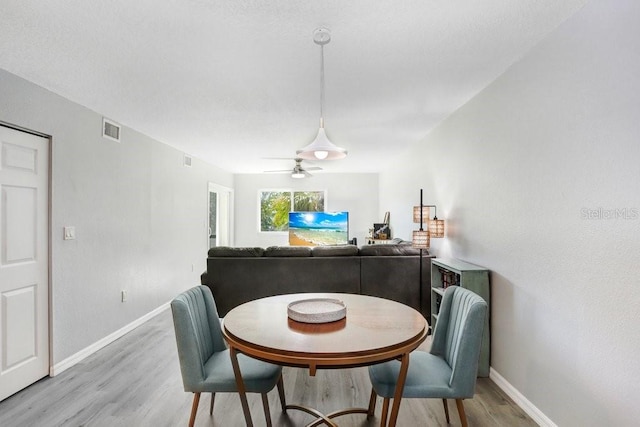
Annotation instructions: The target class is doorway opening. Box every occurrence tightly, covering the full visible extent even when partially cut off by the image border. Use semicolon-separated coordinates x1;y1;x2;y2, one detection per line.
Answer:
208;183;233;248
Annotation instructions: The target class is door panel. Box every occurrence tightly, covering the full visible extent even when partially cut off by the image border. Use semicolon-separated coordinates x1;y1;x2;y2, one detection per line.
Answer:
0;125;49;402
4;185;37;263
4;285;37;368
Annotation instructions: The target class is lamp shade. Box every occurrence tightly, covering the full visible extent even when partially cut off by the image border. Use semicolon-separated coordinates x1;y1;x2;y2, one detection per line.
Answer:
429;219;445;238
297;126;347;160
412;230;430;249
413;206;430;223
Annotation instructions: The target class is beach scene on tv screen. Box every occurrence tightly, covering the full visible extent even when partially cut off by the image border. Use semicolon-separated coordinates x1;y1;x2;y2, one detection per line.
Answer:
289;211;349;246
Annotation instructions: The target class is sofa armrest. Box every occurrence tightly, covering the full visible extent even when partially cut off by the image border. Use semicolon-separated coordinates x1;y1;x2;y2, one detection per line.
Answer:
360;254;434;319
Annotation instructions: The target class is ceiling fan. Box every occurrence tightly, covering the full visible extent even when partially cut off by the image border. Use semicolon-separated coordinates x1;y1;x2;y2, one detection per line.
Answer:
264;158;322;179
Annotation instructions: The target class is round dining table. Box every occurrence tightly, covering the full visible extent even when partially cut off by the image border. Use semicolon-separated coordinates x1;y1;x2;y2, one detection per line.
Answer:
222;292;428;427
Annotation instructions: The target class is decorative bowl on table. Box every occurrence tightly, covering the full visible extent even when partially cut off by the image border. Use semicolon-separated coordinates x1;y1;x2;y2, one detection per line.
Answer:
287;298;346;323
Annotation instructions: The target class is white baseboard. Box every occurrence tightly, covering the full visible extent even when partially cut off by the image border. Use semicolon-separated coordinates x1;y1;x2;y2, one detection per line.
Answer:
489;367;556;427
50;303;170;376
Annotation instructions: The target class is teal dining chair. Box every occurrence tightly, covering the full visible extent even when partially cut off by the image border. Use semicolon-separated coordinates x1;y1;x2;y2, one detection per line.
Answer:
170;285;286;427
368;285;488;427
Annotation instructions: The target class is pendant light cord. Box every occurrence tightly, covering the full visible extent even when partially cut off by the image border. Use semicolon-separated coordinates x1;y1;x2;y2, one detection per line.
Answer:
319;43;325;127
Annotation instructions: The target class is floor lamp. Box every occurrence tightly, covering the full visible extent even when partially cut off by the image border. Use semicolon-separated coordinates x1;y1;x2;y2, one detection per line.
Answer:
412;190;430;318
412;189;445;321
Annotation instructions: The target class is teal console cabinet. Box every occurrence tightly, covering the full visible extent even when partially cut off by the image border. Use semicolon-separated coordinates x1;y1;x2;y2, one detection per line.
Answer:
430;258;490;377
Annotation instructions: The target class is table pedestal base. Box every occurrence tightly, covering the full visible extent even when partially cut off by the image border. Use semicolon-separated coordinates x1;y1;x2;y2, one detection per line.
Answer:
286;403;369;427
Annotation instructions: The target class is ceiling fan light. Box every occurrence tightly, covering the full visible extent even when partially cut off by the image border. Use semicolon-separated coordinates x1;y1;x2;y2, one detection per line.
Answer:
291;171;305;179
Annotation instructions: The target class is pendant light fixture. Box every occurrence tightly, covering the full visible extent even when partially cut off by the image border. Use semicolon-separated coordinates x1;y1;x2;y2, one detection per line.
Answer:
297;28;348;161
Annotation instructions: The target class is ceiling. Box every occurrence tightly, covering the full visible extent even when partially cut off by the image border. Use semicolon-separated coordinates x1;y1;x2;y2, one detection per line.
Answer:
0;0;587;174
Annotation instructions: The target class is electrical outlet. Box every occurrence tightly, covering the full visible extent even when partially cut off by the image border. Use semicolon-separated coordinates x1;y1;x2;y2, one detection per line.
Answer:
63;226;76;240
121;290;128;302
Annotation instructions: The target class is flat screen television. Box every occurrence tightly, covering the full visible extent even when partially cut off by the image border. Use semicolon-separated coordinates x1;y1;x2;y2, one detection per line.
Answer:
288;211;349;246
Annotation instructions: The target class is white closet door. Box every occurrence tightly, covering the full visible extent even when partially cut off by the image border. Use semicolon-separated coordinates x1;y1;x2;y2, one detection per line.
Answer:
0;125;49;401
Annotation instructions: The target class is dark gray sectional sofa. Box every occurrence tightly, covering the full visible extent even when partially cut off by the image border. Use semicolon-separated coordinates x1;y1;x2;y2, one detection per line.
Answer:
200;241;434;319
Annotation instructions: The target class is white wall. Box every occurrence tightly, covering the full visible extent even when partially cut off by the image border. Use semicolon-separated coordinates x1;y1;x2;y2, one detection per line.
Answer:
233;173;380;247
0;69;233;365
380;1;640;425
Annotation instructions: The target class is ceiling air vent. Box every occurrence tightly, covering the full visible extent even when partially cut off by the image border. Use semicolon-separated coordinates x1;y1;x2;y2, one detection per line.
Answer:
183;154;192;167
102;118;121;142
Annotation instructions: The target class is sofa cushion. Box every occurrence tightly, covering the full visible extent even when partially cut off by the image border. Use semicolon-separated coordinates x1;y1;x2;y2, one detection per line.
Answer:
264;246;312;257
208;246;264;257
311;245;359;257
359;244;425;256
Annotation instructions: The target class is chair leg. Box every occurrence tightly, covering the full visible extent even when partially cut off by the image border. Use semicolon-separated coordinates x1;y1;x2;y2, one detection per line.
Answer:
210;392;215;415
367;388;377;418
230;347;253;427
189;392;201;427
379;397;390;427
261;393;272;427
276;373;287;412
455;399;468;427
442;398;450;423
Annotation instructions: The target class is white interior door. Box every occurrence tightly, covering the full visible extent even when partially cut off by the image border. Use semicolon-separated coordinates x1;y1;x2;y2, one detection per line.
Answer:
0;125;49;401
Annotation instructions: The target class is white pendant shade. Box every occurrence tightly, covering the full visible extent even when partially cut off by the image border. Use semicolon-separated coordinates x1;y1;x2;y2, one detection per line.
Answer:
297;125;347;160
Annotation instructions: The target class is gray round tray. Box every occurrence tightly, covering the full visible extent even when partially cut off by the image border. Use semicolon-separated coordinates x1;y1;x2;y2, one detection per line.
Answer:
287;298;346;323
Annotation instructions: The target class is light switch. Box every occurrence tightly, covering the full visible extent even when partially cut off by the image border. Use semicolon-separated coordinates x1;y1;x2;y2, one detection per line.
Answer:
64;226;76;240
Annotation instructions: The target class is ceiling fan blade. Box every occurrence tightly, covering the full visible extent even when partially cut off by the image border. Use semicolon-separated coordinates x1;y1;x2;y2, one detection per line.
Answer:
263;157;318;164
262;157;320;176
263;169;291;173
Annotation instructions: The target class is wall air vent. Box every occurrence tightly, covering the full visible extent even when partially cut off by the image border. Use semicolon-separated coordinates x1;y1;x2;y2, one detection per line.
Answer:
102;118;121;142
183;154;192;167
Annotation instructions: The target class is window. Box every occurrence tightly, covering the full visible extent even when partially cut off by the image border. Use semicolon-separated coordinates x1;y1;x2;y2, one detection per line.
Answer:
260;191;291;232
259;190;325;232
293;191;325;211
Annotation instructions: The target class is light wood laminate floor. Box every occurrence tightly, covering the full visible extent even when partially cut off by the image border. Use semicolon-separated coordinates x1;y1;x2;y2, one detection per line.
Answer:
0;308;537;426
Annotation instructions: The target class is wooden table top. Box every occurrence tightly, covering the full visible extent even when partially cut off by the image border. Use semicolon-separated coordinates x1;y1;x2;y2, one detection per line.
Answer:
223;293;427;370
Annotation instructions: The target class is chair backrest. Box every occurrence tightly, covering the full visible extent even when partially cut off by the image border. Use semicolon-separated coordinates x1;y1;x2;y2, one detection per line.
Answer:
430;286;487;397
171;285;227;391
